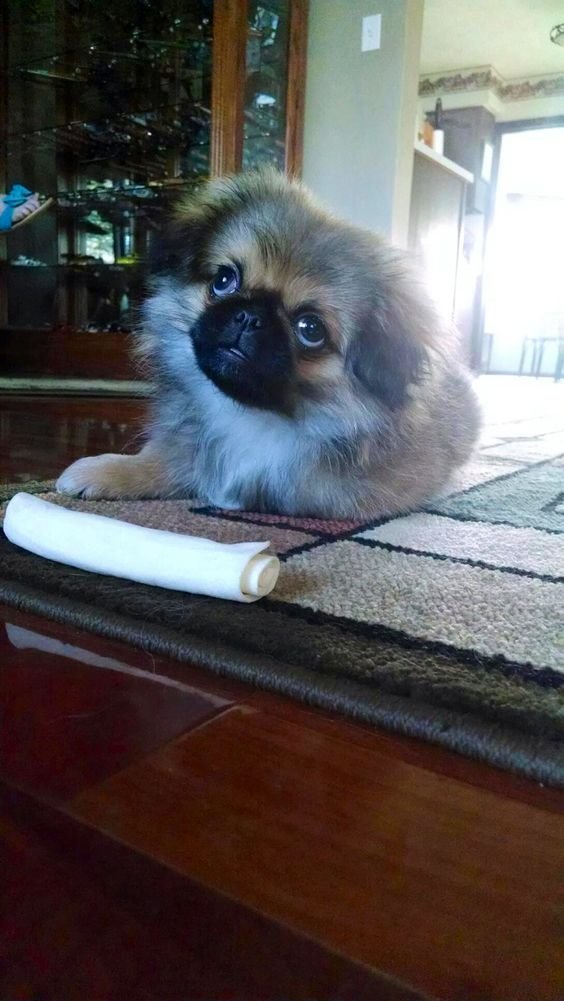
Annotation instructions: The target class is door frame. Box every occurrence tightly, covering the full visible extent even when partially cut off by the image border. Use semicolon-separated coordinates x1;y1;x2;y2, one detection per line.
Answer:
212;0;309;177
477;114;564;374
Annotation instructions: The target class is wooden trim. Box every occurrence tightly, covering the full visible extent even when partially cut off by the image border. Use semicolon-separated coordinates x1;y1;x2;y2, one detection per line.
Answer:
0;330;134;380
210;0;248;176
0;2;9;325
284;0;309;177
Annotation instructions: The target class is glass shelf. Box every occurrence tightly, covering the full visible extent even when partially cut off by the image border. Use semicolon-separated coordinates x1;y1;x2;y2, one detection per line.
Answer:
1;0;304;372
2;0;213;334
243;0;290;171
2;262;145;270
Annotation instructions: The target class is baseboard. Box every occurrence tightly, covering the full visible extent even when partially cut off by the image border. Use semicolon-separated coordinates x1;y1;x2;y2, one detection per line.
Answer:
0;378;152;396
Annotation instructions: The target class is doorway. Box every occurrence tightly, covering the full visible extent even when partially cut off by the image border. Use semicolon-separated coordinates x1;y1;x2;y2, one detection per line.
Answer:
482;123;564;379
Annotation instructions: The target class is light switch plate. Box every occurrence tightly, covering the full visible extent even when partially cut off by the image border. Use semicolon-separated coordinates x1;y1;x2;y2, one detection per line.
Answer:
361;13;382;52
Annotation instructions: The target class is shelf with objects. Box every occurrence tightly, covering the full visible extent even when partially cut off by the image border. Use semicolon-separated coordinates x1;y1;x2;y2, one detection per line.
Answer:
0;0;308;383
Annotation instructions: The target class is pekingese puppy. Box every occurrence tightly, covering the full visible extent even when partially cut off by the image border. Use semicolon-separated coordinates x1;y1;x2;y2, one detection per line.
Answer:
57;169;480;519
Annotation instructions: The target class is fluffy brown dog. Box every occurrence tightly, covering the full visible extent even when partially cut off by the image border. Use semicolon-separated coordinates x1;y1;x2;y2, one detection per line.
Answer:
57;169;480;518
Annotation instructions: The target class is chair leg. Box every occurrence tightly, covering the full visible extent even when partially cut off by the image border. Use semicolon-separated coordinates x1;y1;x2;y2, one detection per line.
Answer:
486;335;493;372
518;338;528;375
535;341;545;378
555;342;564;382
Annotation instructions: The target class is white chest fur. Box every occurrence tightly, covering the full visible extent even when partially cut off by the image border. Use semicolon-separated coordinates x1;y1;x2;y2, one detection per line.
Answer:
191;378;302;509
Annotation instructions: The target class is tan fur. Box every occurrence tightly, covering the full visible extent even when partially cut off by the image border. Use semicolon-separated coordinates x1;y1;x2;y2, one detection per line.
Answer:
57;170;480;518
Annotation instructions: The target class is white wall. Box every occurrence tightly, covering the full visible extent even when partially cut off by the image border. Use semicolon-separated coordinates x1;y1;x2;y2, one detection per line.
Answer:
498;94;564;123
302;0;424;245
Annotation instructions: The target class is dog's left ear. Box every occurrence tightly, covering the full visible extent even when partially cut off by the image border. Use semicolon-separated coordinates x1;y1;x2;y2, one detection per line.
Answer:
346;266;433;410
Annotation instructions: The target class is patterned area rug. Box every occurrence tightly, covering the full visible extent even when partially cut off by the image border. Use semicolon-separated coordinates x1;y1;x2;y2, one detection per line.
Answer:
1;379;563;785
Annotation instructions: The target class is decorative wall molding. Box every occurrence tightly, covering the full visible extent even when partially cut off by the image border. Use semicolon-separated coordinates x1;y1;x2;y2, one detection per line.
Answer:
419;66;502;98
419;65;564;103
501;74;564;102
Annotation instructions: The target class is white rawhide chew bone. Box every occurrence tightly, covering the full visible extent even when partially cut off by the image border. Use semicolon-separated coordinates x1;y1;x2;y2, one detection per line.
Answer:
4;493;280;603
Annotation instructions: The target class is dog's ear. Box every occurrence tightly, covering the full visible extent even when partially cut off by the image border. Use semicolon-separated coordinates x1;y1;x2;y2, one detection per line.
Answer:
346;264;433;411
346;315;426;410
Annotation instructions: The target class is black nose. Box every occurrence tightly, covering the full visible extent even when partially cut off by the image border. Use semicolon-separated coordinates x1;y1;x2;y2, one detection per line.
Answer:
234;309;263;332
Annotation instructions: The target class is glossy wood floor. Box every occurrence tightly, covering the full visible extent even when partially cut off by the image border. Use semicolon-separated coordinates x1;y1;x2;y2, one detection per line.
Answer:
0;394;146;483
1;395;563;1001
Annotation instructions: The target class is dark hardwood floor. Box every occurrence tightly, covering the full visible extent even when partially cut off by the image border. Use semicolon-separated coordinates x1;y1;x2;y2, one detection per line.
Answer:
1;395;563;1001
0;394;146;483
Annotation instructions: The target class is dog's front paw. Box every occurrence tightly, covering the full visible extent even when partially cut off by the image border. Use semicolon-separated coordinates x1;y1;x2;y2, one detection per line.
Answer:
56;453;136;499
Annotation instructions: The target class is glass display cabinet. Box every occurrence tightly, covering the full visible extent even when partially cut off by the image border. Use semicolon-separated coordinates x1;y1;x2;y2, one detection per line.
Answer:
0;0;308;380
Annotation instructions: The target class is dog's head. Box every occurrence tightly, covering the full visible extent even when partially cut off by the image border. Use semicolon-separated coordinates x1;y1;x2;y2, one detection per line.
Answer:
144;170;437;418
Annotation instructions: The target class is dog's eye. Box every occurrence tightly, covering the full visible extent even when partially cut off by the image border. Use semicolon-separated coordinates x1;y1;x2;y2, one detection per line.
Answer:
210;264;241;297
294;313;327;350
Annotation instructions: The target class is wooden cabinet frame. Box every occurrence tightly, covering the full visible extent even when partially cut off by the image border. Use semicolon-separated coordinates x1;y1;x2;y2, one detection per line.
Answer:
0;0;309;381
211;0;308;177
